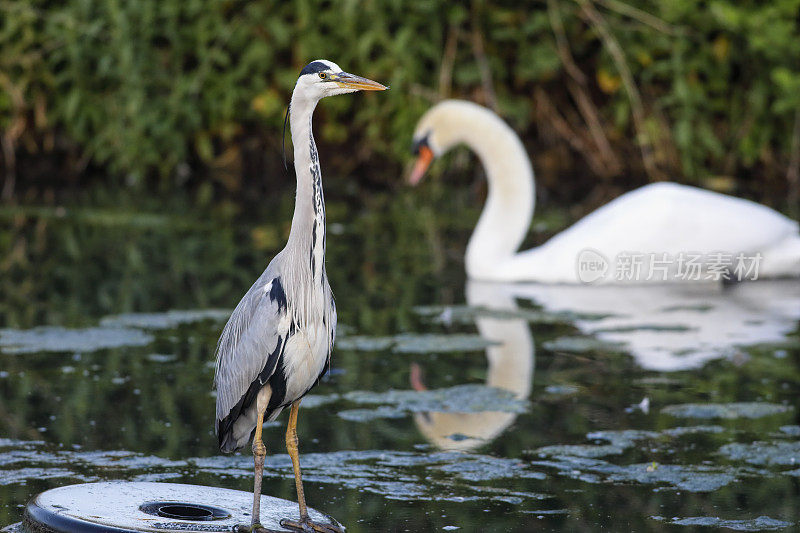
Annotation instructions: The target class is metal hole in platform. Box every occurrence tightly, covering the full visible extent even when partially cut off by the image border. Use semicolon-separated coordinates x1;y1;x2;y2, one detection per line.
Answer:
139;501;231;521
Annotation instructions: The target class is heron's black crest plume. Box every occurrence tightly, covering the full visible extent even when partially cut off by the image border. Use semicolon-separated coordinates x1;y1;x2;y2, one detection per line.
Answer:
300;61;331;75
282;104;291;171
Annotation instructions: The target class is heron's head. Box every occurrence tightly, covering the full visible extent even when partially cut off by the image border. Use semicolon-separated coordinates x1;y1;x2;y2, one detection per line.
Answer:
294;59;387;101
408;100;491;185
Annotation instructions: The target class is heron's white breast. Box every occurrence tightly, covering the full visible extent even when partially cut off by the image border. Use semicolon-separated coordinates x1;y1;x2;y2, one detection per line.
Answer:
281;325;330;402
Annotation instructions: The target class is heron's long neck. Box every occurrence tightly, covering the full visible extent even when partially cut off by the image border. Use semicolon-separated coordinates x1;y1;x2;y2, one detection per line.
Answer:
287;95;326;285
459;110;535;278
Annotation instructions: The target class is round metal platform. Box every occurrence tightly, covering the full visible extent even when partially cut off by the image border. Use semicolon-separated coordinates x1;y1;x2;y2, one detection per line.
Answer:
16;482;342;533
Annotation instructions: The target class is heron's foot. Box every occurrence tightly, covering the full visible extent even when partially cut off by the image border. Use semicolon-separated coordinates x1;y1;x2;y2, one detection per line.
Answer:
280;516;343;533
235;525;267;533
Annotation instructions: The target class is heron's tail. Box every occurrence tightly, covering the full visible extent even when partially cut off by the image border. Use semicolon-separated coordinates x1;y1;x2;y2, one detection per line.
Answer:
217;384;281;453
217;405;258;453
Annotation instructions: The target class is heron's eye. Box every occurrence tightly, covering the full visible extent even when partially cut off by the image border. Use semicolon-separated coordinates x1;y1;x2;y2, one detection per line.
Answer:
318;72;327;79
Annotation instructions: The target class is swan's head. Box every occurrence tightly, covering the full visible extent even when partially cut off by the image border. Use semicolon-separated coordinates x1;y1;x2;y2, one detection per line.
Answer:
292;60;387;102
409;100;495;185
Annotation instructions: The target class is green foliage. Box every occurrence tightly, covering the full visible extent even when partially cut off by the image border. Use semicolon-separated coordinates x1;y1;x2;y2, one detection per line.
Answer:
0;0;799;199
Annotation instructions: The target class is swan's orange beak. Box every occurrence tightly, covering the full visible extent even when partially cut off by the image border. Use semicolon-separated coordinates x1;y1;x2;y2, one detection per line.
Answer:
408;145;434;186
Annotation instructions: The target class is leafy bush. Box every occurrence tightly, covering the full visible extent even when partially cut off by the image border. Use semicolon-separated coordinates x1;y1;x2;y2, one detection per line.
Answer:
0;1;798;208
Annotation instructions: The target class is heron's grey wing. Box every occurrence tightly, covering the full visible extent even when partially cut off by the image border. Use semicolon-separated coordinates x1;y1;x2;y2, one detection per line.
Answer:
214;275;291;451
328;289;338;350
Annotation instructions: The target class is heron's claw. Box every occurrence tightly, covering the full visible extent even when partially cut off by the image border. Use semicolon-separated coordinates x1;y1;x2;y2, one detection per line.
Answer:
280;517;343;533
236;525;267;533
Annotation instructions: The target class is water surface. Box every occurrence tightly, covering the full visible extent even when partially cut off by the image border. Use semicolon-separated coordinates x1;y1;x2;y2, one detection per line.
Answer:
1;192;799;531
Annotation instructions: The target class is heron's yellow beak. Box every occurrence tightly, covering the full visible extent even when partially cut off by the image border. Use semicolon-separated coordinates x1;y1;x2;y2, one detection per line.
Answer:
408;145;434;185
333;72;388;91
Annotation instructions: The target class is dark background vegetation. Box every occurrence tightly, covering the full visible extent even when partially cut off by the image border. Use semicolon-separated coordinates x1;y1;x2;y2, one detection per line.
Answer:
2;0;799;213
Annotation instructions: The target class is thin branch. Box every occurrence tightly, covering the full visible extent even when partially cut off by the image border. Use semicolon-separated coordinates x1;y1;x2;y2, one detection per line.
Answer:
723;107;756;176
579;0;661;180
1;134;16;201
548;0;620;176
438;24;460;98
547;0;587;84
788;109;800;218
536;88;610;177
0;71;24;201
409;83;441;103
470;5;499;112
567;79;621;176
594;0;676;35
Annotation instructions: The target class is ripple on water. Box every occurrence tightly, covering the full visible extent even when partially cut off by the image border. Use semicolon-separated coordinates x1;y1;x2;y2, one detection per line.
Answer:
0;426;782;507
0;327;153;354
543;384;580;396
532;427;753;493
331;336;394;351
145;353;178;363
300;394;341;409
412;305;610;325
542;337;625;354
337;385;528;421
651;515;793;530
661;425;726;437
662;402;793;420
100;309;231;330
0;442;553;504
536;430;659;459
434;456;546;482
532;455;740;493
0;467;86;485
719;441;800;467
336;333;497;353
192;449;547;504
0;443;185;485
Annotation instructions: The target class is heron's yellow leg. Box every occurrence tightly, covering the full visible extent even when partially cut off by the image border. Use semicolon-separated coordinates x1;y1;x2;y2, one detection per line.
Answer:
280;400;344;533
285;400;308;520
250;387;271;530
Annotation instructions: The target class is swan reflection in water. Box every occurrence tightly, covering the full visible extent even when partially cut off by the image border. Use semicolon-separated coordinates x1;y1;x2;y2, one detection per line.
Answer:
412;280;800;450
412;281;534;451
513;279;800;371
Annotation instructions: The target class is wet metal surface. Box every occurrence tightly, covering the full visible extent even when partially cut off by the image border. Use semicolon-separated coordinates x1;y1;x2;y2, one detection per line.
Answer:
24;481;337;532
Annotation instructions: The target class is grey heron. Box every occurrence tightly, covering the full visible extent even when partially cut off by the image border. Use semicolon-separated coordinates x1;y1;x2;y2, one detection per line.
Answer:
214;59;386;533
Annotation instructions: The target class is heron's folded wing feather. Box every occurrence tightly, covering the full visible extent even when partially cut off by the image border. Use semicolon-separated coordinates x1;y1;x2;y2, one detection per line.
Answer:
214;276;291;427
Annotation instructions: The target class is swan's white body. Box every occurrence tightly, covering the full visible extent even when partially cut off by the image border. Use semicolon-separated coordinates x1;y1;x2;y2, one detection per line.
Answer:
412;100;800;283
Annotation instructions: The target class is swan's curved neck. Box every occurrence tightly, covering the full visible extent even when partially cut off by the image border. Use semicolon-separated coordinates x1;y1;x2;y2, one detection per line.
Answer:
455;110;535;278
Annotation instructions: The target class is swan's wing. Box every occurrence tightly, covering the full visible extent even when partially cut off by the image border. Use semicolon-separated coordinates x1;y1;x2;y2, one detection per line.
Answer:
543;182;798;256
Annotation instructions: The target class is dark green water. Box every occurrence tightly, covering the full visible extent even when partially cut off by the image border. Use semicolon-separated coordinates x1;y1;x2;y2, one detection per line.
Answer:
1;190;799;532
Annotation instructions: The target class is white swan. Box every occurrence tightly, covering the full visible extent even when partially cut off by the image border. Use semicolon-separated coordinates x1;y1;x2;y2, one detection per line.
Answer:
410;100;800;283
